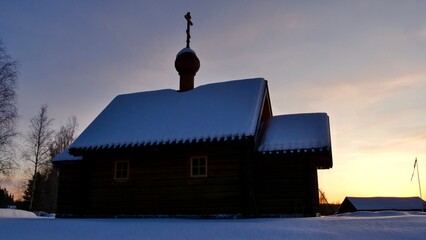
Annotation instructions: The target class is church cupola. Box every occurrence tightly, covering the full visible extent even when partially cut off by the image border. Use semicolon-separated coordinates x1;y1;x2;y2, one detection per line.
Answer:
175;12;200;92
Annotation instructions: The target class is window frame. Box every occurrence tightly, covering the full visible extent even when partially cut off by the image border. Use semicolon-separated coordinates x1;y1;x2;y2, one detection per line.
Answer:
114;160;130;181
190;156;208;178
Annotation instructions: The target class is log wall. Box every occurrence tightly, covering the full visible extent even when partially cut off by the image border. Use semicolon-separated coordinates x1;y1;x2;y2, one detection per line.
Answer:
254;154;319;216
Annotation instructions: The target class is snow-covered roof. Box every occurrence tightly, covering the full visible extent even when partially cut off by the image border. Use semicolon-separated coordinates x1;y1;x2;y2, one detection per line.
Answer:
69;78;267;153
257;113;331;152
53;149;83;162
340;197;425;212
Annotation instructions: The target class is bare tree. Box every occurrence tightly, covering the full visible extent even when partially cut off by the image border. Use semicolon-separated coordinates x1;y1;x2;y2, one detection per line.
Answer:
22;104;54;211
33;116;79;212
20;115;78;212
49;116;78;158
0;40;18;176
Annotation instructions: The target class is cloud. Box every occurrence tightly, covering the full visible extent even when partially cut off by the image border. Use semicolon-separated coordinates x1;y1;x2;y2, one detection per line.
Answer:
303;73;426;110
291;73;426;157
416;28;426;39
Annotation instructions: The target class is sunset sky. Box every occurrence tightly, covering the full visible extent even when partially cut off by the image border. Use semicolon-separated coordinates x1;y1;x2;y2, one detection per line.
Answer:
1;1;426;203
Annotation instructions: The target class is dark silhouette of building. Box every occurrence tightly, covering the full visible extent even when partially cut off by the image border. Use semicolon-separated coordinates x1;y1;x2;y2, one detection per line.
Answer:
53;13;332;218
337;197;425;213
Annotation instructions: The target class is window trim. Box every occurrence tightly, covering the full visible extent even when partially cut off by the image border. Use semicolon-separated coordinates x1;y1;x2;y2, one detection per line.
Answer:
190;156;208;178
114;160;129;181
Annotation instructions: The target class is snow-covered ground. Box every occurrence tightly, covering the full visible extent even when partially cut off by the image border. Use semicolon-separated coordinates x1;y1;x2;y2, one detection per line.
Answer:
0;210;425;240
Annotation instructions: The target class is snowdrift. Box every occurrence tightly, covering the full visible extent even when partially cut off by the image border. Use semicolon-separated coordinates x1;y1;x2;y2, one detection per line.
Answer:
0;208;37;218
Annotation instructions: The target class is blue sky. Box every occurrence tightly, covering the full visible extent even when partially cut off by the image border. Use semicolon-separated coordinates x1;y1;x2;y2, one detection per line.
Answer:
1;0;426;202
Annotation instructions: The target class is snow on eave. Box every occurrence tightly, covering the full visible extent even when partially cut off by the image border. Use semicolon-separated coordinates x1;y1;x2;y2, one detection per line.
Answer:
52;148;83;162
69;78;267;152
257;113;332;152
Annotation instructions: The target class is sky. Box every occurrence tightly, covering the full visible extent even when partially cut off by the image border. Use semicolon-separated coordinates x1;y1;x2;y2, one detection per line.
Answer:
1;0;426;203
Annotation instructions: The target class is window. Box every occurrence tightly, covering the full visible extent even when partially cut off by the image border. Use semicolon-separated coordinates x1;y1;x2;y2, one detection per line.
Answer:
114;160;129;181
191;156;207;177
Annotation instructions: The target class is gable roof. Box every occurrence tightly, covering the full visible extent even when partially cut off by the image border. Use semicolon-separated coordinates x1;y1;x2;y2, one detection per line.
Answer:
337;197;425;213
257;113;331;153
68;78;267;154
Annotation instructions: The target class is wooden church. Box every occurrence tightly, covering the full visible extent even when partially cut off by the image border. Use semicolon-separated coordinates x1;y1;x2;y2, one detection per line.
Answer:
53;13;333;218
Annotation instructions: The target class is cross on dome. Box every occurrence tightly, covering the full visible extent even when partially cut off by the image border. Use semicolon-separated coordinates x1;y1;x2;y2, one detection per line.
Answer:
185;12;193;48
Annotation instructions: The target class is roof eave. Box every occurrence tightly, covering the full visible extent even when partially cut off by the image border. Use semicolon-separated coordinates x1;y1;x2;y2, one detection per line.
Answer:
258;146;333;169
69;135;256;156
